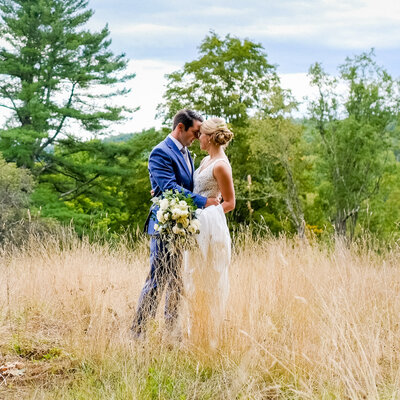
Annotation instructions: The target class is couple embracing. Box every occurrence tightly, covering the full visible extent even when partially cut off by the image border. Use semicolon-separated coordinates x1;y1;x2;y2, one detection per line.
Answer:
131;109;235;347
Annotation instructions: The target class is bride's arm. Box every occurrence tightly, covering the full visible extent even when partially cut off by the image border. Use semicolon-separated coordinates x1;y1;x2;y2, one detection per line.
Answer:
213;161;235;213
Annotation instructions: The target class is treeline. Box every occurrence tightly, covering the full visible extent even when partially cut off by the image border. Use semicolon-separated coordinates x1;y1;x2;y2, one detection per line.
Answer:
0;1;399;244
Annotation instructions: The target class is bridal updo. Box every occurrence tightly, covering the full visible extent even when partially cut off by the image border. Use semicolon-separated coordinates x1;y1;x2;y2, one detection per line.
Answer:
200;118;233;146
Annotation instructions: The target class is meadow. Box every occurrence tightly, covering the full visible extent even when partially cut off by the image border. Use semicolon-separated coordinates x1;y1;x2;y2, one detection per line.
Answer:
0;233;399;399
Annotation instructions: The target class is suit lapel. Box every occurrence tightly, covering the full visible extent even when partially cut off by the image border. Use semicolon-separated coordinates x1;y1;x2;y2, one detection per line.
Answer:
165;137;192;178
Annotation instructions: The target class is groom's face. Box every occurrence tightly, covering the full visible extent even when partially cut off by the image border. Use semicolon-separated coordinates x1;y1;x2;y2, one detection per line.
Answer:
180;120;202;147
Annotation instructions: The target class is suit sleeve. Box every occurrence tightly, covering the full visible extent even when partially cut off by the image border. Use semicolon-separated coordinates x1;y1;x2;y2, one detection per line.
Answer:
149;147;207;208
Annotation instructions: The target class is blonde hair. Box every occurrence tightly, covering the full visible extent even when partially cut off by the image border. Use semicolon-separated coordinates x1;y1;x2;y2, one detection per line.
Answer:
200;118;233;146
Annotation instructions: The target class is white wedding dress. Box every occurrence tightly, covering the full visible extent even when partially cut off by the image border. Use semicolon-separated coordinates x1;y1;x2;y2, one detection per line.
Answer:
183;156;231;347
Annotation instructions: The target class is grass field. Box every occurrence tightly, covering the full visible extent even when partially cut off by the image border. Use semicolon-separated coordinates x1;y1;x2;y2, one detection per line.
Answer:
0;233;399;399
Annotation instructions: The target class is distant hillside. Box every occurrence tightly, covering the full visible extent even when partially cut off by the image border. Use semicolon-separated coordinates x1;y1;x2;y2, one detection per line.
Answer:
103;128;166;143
103;133;135;143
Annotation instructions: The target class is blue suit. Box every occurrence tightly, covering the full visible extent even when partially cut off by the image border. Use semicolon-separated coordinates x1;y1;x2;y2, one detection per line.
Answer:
132;136;207;335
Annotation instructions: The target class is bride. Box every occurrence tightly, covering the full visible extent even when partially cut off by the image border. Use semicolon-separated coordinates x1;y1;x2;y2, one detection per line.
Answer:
183;117;235;348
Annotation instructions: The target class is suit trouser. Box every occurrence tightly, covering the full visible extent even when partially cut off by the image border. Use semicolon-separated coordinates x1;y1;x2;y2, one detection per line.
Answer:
131;236;183;335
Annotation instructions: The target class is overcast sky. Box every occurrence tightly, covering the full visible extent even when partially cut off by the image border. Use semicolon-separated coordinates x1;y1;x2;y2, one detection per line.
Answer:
88;0;400;134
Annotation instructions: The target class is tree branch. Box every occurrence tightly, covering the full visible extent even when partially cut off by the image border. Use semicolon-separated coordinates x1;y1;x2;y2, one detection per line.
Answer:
59;173;100;199
35;82;77;157
0;104;16;111
0;87;23;124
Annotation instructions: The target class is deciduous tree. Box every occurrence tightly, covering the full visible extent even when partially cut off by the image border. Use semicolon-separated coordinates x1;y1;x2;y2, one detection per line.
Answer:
308;50;400;238
157;31;278;127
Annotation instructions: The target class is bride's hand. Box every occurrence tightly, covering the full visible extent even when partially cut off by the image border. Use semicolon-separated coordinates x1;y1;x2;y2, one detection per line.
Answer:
205;197;220;207
150;189;155;197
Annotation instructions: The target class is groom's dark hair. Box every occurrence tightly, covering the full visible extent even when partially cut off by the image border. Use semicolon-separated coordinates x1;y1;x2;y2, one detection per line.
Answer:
173;109;203;131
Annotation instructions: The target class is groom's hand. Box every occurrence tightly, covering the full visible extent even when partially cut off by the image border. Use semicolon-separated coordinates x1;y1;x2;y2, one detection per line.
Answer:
205;197;220;207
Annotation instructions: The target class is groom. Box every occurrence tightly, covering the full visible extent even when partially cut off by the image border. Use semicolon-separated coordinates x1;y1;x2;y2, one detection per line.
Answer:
131;109;220;337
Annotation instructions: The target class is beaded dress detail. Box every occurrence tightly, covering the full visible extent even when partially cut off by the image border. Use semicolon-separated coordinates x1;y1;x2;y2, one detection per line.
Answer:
193;156;230;198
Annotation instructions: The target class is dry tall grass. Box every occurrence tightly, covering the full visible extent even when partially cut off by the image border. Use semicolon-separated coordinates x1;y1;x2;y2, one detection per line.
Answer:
0;233;399;399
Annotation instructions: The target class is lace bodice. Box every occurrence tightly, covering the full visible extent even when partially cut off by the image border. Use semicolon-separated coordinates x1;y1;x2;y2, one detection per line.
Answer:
193;156;231;198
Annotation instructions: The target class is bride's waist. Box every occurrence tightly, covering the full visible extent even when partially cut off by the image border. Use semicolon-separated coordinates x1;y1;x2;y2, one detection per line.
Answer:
194;189;221;198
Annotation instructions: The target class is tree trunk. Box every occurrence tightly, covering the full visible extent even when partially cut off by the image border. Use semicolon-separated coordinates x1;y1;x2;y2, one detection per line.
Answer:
283;160;307;240
334;216;347;238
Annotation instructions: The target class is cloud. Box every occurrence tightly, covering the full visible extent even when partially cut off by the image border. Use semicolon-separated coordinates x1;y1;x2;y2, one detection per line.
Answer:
112;23;181;36
110;68;322;135
194;6;251;17
234;0;400;49
279;72;317;117
87;0;400;72
83;0;400;131
110;69;321;135
106;59;179;134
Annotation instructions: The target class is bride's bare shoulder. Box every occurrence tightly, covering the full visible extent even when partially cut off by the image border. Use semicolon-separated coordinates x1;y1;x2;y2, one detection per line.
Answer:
214;158;231;169
213;159;232;179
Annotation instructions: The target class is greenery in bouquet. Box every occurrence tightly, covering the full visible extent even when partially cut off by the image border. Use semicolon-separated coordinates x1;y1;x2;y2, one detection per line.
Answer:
152;190;201;249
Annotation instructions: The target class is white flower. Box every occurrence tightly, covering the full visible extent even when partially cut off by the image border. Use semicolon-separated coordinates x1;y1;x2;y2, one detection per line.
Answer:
179;205;189;215
152;190;200;241
189;219;201;233
159;198;169;210
178;201;189;214
172;225;185;235
156;210;165;223
171;208;181;220
151;196;160;204
171;207;188;220
179;211;188;219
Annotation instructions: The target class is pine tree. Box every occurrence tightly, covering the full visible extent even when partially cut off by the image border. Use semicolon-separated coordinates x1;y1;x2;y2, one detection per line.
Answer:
0;0;134;171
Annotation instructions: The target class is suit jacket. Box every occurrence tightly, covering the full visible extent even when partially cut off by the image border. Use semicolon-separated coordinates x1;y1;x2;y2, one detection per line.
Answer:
144;136;207;234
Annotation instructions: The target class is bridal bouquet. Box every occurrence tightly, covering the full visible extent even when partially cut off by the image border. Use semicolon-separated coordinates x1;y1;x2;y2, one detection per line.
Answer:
152;189;200;247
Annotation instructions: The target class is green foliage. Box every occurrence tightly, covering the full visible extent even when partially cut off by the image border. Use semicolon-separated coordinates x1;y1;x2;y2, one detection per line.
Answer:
0;153;61;245
32;138;130;234
157;31;279;127
308;50;400;238
30;128;165;236
156;31;314;236
228;117;311;236
118;128;166;230
0;0;135;171
358;152;400;241
31;183;93;234
0;154;33;212
1;14;399;244
0;153;34;243
12;337;62;360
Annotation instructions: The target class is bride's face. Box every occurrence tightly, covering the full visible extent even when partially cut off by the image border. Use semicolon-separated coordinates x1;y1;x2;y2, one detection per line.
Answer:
199;131;211;152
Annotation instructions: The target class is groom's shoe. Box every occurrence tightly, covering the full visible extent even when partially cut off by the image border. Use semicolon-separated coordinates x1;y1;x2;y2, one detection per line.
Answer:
162;329;183;351
130;324;145;342
164;323;183;344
